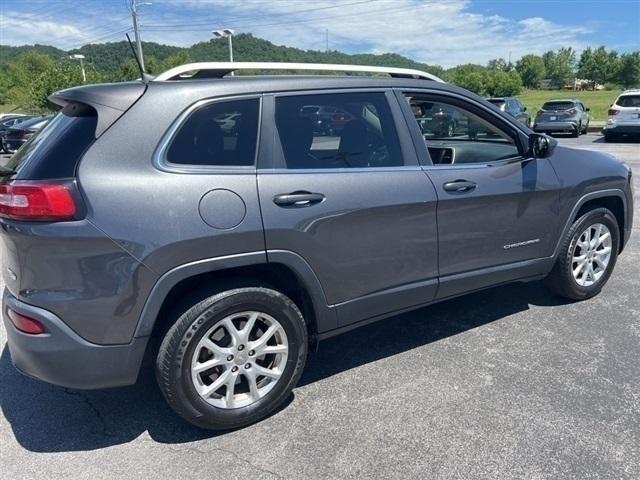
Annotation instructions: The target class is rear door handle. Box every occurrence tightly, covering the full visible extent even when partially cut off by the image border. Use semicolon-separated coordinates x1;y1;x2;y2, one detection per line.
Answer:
273;191;325;207
443;180;477;193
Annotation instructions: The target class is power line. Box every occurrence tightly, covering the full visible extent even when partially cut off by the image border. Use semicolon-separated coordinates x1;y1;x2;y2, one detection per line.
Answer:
142;2;426;33
140;0;380;29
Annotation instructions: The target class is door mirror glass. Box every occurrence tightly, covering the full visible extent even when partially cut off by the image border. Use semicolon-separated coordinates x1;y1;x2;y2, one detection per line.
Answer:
522;106;527;112
529;133;557;158
586;107;590;112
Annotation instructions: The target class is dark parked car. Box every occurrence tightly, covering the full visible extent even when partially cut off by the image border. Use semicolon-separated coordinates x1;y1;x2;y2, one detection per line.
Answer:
486;97;530;126
0;115;35;153
2;115;52;153
299;104;355;135
533;99;590;137
0;63;633;431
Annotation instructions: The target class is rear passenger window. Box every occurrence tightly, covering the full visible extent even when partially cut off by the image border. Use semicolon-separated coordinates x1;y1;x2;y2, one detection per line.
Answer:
275;92;403;169
167;98;259;166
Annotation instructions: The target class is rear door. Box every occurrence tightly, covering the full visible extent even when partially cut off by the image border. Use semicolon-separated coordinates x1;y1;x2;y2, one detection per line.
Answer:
399;90;561;298
257;90;438;329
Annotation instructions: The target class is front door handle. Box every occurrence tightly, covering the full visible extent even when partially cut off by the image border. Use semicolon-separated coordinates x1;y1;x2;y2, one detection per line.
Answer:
273;191;325;207
443;180;477;193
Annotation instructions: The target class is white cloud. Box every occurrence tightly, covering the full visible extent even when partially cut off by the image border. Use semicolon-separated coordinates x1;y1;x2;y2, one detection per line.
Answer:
0;0;594;67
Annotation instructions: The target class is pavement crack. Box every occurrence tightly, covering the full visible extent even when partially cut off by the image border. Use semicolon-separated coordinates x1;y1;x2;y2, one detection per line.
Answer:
166;444;284;479
61;389;111;437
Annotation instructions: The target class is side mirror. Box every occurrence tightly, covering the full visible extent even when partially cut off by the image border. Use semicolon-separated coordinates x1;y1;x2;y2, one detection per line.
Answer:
523;106;527;112
529;133;557;158
585;107;590;112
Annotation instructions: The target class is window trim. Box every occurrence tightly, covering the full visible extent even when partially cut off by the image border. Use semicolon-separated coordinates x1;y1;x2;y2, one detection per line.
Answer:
394;89;530;168
153;94;262;174
259;88;419;171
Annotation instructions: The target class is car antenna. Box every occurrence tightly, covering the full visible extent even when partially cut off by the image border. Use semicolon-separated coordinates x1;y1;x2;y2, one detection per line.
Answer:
126;33;153;83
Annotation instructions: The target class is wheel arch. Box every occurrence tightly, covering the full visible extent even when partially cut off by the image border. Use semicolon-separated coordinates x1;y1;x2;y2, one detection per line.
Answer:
554;189;628;259
574;195;625;252
134;251;336;349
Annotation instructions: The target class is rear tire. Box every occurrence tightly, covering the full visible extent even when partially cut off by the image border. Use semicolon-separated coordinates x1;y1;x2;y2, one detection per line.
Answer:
572;124;581;137
156;287;308;430
604;133;616;143
544;208;619;300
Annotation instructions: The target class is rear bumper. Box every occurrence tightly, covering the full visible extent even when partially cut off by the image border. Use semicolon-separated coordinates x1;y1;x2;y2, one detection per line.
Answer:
2;290;147;389
602;124;640;135
533;121;578;134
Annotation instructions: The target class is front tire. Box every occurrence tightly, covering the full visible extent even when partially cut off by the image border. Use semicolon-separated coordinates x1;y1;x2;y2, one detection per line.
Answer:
544;208;619;300
156;287;308;430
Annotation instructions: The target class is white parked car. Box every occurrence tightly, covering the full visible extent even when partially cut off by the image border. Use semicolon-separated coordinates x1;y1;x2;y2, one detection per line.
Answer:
603;89;640;142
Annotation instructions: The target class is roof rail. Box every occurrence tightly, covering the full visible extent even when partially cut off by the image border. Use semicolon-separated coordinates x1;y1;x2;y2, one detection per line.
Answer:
153;62;445;83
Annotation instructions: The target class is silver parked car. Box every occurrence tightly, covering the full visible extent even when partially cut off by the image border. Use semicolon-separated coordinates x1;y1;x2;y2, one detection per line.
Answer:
533;99;590;137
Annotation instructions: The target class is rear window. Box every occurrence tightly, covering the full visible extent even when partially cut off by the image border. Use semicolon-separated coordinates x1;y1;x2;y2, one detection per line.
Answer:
541;102;575;111
166;98;259;167
6;103;97;180
616;95;640;107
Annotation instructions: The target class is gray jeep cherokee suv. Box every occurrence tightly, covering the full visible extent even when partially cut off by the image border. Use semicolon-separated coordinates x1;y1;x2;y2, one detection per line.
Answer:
0;63;634;430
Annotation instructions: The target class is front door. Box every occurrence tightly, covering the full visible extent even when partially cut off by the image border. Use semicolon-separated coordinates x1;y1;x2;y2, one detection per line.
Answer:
400;91;561;298
258;90;439;329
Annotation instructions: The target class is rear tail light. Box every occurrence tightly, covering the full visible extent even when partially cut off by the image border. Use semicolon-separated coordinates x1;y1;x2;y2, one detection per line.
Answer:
0;180;78;221
566;108;577;115
608;108;619;116
6;308;46;334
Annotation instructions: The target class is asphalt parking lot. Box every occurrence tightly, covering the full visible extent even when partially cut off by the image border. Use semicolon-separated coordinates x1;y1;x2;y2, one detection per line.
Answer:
0;132;638;479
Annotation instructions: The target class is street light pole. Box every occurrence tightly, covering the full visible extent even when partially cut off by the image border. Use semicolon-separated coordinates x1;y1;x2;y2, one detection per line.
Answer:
70;54;86;83
213;29;235;74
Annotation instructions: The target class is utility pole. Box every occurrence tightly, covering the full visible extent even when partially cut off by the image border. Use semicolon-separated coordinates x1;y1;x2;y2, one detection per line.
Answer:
325;29;329;53
130;0;149;72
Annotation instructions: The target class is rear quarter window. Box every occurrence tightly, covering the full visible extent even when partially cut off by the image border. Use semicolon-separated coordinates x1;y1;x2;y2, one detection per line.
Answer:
166;98;260;167
7;102;97;180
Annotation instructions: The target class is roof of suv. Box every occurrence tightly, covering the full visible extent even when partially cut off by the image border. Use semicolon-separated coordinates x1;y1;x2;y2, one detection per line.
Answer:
51;75;482;114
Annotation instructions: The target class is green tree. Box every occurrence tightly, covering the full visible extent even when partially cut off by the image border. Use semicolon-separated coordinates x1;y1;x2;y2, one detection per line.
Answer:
487;58;509;71
543;47;576;88
448;64;487;94
617;52;640;88
27;62;101;111
160;51;192;71
579;46;619;88
515;54;546;89
485;70;523;96
6;51;55;107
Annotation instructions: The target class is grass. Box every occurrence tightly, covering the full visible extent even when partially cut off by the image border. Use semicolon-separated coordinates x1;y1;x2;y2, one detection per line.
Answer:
518;89;622;122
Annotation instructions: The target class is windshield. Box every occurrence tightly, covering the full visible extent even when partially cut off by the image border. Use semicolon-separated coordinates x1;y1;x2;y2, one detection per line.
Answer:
541;102;575;111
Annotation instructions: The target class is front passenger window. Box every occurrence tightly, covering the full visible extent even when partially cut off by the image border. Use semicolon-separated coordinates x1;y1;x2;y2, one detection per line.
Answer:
405;94;521;165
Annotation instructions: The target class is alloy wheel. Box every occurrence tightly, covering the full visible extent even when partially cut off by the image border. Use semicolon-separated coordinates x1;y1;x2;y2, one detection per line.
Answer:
571;223;612;287
190;311;289;409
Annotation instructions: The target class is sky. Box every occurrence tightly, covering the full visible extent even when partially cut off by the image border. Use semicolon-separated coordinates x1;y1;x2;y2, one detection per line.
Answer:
0;0;638;68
